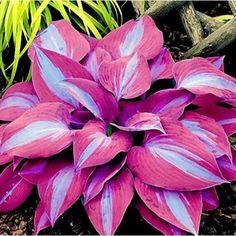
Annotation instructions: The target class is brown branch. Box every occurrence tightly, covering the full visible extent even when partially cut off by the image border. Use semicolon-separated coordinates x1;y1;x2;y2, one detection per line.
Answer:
131;1;146;17
229;0;236;16
142;0;186;19
179;2;204;45
182;17;236;58
196;11;224;34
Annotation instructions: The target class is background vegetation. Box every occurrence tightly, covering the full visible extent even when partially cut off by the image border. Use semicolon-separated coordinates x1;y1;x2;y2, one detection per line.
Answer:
0;0;122;92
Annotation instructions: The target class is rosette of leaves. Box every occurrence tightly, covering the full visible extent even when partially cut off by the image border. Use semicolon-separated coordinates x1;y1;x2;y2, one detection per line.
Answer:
0;16;236;235
0;0;121;91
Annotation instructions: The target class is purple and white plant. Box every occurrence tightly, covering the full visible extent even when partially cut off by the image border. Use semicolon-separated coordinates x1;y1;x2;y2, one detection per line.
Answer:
0;16;236;235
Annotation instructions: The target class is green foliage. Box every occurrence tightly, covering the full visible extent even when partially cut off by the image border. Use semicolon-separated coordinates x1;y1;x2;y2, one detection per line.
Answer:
0;0;122;91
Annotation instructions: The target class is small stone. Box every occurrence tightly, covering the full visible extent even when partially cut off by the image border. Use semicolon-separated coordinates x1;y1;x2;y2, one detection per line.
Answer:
19;221;26;230
231;214;236;221
13;229;23;235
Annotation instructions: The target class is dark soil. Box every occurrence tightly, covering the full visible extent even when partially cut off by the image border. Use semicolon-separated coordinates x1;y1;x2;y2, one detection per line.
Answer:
1;1;236;235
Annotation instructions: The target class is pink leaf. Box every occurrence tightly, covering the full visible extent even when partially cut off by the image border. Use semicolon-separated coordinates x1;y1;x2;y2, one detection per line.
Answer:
223;97;236;107
192;94;220;107
99;52;151;100
136;201;185;235
149;47;175;82
28;20;90;61
19;159;48;184
13;157;24;170
0;124;6;140
70;110;94;129
38;160;92;225
82;34;99;50
206;56;225;71
82;47;111;82
0;164;33;212
0;124;13;165
180;111;232;159
127;119;226;191
135;178;202;234
84;156;126;204
0;82;39;121
201;188;219;211
74;120;132;169
32;47;92;108
0;103;74;158
112;112;164;132
61;78;118;123
85;168;134;235
217;151;236;181
174;57;236;99
0;154;13;166
118;101;142;126
97;16;163;60
34;202;51;234
140;89;195;118
197;105;236;136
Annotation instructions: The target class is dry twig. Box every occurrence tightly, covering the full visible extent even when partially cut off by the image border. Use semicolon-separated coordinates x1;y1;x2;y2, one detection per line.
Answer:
183;17;236;58
179;2;204;45
143;0;186;18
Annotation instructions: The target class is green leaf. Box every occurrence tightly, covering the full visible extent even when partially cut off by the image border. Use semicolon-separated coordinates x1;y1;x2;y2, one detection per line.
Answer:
3;1;13;50
63;1;102;38
0;0;122;91
30;0;50;27
43;6;52;26
49;1;71;23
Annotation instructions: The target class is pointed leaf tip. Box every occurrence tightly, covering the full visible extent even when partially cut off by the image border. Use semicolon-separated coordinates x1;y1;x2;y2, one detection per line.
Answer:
85;168;134;235
136;201;185;235
149;47;175;82
98;16;163;60
201;188;219;212
112;112;164;132
38;161;92;226
83;156;127;204
174;57;236;99
0;164;33;212
141;89;195;119
99;52;151;100
60;78;118;123
29;20;90;61
180;111;232;160
34;202;51;235
32;47;92;108
135;179;202;234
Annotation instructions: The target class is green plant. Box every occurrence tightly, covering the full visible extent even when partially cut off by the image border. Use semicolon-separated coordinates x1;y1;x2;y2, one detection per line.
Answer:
0;0;122;91
1;16;236;236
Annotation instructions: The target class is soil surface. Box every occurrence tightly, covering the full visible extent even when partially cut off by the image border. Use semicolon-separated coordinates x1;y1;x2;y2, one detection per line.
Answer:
1;1;236;235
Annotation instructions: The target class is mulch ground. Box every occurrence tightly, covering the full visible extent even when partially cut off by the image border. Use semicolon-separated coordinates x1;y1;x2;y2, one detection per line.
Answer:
0;1;236;235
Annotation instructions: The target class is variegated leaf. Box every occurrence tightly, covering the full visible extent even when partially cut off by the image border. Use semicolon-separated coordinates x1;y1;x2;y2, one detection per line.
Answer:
0;82;39;121
85;168;134;235
0;103;74;158
135;178;202;234
29;20;90;61
0;164;33;212
74;120;132;170
127;119;226;191
97;16;163;60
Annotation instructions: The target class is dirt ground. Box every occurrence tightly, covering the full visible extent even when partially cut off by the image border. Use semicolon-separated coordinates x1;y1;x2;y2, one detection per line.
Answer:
0;1;236;235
